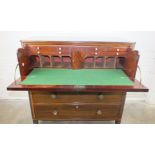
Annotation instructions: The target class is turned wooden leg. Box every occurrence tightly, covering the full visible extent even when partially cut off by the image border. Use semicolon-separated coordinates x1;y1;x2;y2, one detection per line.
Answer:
33;120;39;124
115;120;121;124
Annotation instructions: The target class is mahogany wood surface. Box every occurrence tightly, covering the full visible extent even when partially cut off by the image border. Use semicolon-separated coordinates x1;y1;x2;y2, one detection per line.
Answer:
17;41;139;82
21;41;135;49
31;92;123;105
29;91;124;122
7;78;148;92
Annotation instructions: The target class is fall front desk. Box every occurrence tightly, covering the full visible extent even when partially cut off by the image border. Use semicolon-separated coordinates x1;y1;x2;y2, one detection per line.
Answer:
7;41;148;124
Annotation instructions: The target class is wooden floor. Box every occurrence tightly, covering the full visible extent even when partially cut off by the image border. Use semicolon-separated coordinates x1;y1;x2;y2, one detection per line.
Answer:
0;99;155;124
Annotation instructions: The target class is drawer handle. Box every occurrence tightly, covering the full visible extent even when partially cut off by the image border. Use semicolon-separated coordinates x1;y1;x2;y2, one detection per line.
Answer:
97;110;102;115
98;94;104;100
52;110;58;116
50;93;57;99
75;105;79;109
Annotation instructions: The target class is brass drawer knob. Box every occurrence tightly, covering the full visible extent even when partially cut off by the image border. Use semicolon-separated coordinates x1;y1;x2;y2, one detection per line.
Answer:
50;93;57;99
52;110;58;116
98;94;104;100
97;110;102;115
75;105;79;109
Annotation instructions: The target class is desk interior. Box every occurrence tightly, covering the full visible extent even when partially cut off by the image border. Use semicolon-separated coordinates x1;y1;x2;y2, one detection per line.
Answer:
20;68;134;86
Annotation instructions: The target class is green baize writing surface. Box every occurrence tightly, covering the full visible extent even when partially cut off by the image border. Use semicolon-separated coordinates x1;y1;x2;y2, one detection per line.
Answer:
20;68;134;86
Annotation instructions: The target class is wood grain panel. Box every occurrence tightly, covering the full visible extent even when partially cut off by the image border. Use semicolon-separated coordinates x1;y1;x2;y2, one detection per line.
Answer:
33;104;120;120
30;91;123;105
21;41;135;50
27;46;71;56
7;79;148;92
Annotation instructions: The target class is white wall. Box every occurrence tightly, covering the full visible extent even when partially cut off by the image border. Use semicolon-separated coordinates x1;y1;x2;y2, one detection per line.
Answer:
0;31;155;103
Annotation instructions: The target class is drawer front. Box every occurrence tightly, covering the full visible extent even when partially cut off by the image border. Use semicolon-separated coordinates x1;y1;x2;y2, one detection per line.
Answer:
31;91;123;105
33;104;120;120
